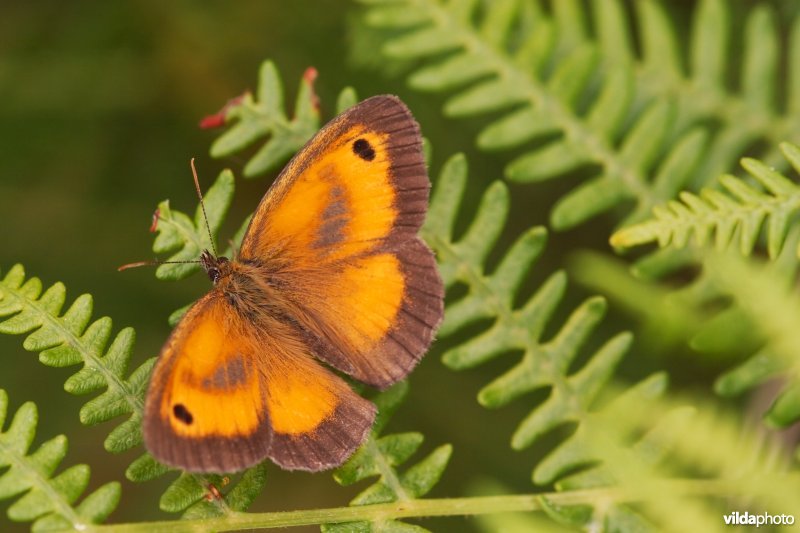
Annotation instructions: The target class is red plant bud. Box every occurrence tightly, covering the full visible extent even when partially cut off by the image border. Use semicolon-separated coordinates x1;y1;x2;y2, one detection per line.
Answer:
198;92;248;129
149;208;160;233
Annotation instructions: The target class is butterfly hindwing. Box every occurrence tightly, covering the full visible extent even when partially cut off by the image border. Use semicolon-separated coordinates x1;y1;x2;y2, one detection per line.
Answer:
264;353;375;470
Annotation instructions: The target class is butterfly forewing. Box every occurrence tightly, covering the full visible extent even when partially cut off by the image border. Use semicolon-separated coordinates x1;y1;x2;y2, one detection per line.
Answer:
239;95;444;388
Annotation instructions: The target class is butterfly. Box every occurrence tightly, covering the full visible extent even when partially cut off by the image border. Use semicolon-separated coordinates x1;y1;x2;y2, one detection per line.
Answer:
142;95;444;473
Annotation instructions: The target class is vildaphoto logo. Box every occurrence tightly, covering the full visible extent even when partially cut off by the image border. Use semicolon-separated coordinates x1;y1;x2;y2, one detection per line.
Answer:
723;511;795;527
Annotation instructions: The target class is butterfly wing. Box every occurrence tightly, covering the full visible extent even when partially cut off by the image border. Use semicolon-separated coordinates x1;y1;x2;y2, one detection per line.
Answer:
238;95;443;388
143;291;375;473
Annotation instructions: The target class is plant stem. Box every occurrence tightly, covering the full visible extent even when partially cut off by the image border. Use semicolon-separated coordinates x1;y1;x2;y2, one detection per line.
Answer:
85;480;739;532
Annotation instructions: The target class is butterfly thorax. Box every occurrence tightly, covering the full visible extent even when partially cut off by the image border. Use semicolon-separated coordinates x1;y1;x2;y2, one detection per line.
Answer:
203;252;295;325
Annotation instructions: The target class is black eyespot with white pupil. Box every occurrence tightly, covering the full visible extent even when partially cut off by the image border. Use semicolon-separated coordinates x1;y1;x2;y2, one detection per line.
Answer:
173;403;194;425
352;138;376;161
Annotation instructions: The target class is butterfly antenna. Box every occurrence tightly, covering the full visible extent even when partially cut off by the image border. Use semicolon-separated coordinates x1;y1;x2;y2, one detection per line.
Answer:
191;158;218;257
118;259;201;272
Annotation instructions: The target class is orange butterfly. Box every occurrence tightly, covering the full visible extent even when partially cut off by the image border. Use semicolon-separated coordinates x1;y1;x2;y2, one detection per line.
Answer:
142;96;444;473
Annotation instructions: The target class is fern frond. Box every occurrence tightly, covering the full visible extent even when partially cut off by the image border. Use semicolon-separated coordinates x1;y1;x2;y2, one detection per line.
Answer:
151;169;234;281
423;153;629;452
0;264;267;517
421;153;719;529
703;245;800;427
358;0;708;229
626;0;800;182
0;264;147;455
323;382;452;533
564;389;800;532
612;142;800;259
421;153;681;530
209;60;320;178
573;227;800;427
0;389;120;531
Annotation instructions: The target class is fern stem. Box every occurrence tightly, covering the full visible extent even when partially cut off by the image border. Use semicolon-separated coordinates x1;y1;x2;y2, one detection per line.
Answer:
85;480;741;532
364;435;412;502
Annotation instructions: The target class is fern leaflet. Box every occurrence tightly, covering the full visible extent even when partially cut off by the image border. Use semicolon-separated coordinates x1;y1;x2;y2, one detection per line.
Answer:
703;245;800;426
151;168;234;281
208;60;320;178
423;153;629;453
0;264;147;453
0;389;120;531
357;0;800;229
612;142;800;260
609;0;800;183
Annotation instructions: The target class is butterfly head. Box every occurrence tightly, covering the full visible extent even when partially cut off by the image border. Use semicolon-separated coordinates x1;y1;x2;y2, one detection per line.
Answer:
200;250;230;284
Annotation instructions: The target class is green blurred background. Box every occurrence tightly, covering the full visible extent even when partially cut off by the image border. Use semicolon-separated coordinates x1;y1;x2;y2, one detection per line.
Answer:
3;1;797;531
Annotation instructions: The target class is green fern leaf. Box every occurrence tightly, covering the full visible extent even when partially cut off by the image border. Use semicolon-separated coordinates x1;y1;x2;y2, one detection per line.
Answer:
336;86;359;113
612;142;800;260
0;389;120;531
703;245;800;427
181;465;268;519
209;60;320;177
423;153;630;449
152;168;234;280
323;382;452;533
0;263;267;517
602;141;800;425
537;377;692;532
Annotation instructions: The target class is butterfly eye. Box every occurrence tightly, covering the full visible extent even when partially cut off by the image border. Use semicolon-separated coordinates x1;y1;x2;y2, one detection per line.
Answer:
206;267;220;283
173;403;194;425
352;138;376;161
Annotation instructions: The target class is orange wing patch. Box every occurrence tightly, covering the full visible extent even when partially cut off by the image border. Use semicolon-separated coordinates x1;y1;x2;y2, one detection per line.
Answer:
265;357;339;435
333;253;405;349
263;343;376;471
158;301;263;439
143;294;273;472
244;127;395;264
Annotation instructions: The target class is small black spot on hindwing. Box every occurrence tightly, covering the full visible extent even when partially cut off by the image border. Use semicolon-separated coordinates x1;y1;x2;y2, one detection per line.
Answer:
352;138;376;161
173;403;194;425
